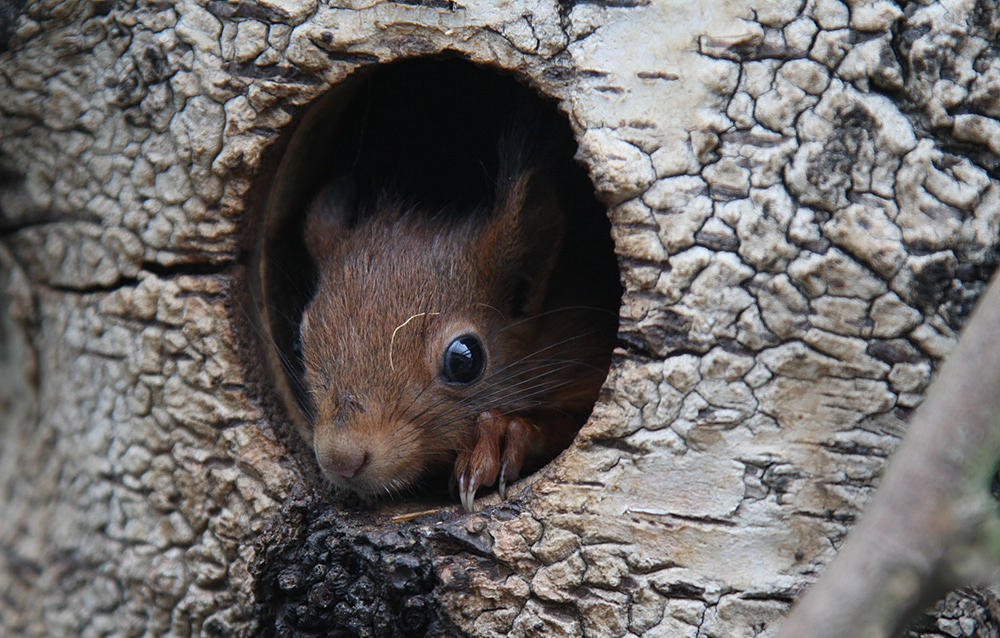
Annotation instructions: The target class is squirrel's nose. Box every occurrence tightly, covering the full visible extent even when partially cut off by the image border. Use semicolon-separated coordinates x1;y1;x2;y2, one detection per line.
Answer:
325;449;370;479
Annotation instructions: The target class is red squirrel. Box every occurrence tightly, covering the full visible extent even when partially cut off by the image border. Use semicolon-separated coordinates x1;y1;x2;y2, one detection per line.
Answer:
296;84;618;511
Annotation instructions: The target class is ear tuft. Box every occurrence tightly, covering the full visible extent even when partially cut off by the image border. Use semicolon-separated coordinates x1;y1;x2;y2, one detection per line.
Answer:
484;168;566;317
304;179;356;269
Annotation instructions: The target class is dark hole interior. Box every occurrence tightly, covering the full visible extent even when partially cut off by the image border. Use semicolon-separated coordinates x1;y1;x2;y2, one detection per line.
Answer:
258;57;621;508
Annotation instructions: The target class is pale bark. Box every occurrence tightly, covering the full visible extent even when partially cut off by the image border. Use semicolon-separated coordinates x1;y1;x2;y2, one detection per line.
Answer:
1;0;999;637
777;269;1000;637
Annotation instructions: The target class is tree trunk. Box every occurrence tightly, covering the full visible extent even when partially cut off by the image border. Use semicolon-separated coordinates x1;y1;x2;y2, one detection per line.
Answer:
2;0;1000;636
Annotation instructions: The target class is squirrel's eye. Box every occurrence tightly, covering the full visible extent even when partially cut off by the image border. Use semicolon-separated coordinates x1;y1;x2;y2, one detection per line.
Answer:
442;335;486;384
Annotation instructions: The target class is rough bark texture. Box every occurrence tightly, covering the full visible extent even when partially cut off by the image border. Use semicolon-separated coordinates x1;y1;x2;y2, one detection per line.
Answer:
777;266;1000;638
2;0;1000;637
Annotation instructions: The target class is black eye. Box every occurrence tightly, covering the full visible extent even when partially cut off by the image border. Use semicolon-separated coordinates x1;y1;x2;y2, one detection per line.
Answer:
442;335;486;384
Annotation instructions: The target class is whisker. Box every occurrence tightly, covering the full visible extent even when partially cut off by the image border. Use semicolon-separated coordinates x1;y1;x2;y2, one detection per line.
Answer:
496;304;618;334
404;361;554;424
411;357;587;433
236;295;313;403
441;358;577;409
421;377;575;436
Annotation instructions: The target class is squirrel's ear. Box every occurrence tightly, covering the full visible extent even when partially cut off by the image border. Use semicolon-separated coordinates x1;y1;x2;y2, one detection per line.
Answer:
303;179;356;269
481;168;565;317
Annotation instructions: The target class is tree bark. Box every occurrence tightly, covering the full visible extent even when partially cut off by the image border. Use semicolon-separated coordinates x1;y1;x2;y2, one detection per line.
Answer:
777;266;1000;638
2;0;1000;637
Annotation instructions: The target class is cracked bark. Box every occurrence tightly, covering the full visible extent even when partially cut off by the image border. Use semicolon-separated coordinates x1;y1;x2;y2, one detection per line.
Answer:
777;266;1000;638
2;0;1000;637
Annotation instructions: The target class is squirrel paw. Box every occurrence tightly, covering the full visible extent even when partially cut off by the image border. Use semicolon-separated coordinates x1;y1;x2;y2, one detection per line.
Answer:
455;410;532;512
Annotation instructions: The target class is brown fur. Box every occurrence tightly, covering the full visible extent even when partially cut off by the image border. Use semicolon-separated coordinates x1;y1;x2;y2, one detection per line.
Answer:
299;168;616;503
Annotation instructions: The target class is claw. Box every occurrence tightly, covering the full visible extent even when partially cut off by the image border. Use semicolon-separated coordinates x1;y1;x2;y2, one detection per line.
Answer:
498;417;529;498
459;473;477;512
498;460;513;500
454;411;537;511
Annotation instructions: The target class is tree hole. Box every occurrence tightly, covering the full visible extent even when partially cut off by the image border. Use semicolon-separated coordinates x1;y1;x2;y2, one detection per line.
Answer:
254;57;621;511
